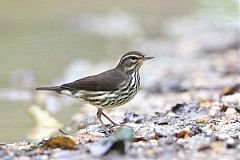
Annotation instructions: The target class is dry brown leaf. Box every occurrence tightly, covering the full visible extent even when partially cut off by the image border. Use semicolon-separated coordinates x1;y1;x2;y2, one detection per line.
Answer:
42;136;77;150
176;130;188;138
133;137;148;142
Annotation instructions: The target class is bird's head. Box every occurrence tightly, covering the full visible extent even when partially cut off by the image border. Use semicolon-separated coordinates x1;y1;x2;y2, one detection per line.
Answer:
117;51;154;73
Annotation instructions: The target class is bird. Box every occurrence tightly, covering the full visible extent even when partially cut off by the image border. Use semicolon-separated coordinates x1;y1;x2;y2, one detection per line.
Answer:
36;51;154;132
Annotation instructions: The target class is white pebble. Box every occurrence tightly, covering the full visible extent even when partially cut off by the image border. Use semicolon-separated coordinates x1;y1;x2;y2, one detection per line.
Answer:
225;108;236;115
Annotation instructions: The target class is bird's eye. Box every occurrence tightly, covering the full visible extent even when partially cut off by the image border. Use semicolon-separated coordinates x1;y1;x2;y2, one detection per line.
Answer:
130;57;138;61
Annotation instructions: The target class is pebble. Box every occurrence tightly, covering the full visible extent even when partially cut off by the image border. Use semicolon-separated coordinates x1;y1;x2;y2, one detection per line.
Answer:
221;93;240;104
166;112;176;117
208;106;221;116
202;123;214;135
225;108;237;115
217;134;230;140
226;138;236;149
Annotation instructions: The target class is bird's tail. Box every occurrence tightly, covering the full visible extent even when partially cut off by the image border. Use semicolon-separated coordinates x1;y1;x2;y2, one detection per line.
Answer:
36;86;62;92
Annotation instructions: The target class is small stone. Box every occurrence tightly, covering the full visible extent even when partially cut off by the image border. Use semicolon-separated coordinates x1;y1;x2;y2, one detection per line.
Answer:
236;105;240;112
183;127;190;132
221;93;240;104
208;106;221;116
202;123;214;135
225;108;236;115
226;138;237;149
217;134;230;140
197;144;211;151
226;138;234;144
166;112;176;117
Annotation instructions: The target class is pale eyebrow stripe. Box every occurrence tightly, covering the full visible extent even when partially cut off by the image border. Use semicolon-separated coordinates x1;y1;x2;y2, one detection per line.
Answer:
120;55;142;62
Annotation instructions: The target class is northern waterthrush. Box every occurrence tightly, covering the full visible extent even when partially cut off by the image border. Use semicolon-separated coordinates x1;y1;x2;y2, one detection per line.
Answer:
36;51;154;131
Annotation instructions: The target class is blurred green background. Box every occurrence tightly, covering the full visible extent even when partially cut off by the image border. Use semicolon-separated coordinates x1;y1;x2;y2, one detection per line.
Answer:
0;0;238;143
0;0;200;86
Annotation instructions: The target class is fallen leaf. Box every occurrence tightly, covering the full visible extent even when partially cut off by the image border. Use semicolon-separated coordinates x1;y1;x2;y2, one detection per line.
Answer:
42;136;77;150
176;130;188;138
132;137;148;142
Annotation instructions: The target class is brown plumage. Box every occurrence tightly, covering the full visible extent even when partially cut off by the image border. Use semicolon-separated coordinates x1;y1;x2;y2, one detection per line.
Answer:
36;51;154;133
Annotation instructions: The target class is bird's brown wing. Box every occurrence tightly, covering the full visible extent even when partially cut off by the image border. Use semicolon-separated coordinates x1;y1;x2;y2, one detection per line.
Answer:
61;69;127;91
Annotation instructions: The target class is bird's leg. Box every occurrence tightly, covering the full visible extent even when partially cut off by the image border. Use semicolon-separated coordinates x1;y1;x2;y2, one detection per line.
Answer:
101;111;117;127
97;108;108;133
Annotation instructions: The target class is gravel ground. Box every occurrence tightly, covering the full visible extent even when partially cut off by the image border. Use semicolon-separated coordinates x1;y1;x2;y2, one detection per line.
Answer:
0;93;239;160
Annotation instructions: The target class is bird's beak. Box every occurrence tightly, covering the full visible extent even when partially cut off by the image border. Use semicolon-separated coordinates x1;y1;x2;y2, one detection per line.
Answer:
143;56;154;61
